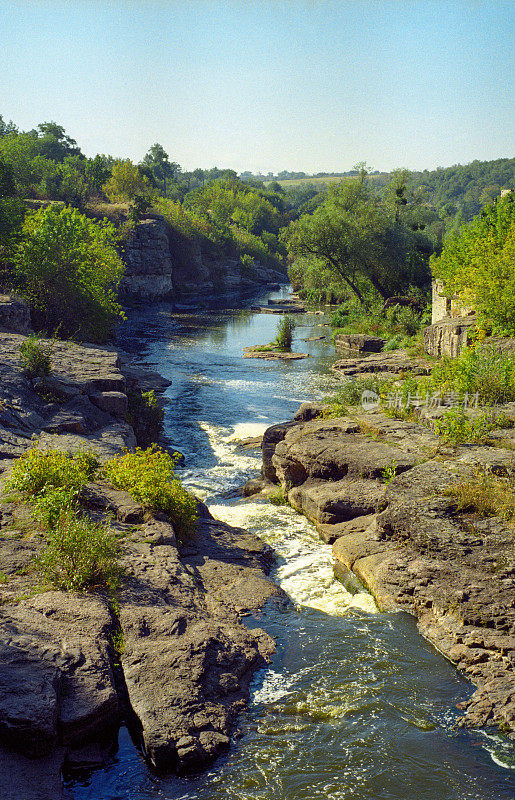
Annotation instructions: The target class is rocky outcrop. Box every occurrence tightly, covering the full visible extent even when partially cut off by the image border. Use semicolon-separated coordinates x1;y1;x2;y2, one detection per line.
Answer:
120;216;287;304
0;328;286;794
0;295;32;334
0;481;284;797
334;333;384;356
120;217;175;301
333;349;433;378
0;331;164;468
243;346;308;360
423;315;477;358
261;406;515;738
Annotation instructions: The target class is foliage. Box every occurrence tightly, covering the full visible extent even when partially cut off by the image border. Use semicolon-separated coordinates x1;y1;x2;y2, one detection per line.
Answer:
445;469;515;521
141;143;179;197
13;205;125;341
428;345;515;406
127;389;164;447
32;486;77;531
433;409;496;447
283;167;433;306
37;510;121;591
19;334;52;377
3;447;98;498
274;316;295;351
432;195;515;335
381;460;398;483
128;194;153;223
324;375;392;415
268;485;288;505
102;445;197;537
329;299;428;350
102;159;151;203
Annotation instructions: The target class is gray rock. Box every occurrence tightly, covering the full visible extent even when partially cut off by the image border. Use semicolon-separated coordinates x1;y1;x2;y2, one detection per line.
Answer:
0;295;32;334
334;333;384;355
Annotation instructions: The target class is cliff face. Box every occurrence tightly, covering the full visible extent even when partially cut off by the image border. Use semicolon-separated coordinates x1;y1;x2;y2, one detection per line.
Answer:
120;216;287;303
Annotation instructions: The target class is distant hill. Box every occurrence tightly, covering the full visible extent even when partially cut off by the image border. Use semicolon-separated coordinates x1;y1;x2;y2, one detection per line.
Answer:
259;157;514;229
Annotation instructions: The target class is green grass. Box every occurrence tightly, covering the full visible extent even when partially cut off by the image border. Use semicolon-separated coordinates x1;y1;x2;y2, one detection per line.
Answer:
445;469;515;521
19;335;52;378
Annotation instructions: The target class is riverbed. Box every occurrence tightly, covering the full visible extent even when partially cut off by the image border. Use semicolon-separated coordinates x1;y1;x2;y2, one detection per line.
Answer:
67;288;514;800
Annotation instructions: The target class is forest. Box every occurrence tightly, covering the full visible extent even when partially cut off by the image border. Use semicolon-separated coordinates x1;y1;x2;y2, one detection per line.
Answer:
0;112;513;343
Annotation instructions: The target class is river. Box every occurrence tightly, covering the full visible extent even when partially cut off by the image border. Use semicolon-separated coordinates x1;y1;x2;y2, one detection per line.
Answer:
67;288;514;800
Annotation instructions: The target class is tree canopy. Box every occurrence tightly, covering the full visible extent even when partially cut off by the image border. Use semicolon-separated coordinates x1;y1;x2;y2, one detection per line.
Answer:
283;170;433;305
432;194;515;335
14;206;125;340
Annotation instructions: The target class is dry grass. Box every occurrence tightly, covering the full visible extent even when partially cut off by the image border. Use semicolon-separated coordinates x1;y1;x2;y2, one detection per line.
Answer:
445;469;515;521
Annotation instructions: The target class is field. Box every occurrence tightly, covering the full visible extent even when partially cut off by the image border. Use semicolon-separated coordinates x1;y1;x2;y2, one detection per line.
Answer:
264;173;390;189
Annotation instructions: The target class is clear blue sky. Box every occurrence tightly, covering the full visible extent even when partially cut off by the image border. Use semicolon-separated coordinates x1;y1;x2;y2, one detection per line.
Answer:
1;0;513;173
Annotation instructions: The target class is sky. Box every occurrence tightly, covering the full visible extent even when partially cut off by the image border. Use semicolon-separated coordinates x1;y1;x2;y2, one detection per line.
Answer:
1;0;513;174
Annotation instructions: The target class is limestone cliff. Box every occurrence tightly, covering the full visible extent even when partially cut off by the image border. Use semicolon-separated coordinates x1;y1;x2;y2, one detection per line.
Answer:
120;215;287;303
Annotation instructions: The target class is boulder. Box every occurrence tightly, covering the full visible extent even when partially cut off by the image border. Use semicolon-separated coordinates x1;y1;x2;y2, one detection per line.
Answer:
334;333;384;356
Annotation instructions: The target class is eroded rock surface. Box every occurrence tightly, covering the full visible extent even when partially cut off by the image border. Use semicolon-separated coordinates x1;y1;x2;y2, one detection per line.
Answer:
262;407;515;738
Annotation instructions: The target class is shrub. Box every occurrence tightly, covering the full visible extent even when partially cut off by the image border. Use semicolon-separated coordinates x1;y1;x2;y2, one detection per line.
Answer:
434;409;496;447
32;485;77;531
102;445;197;538
19;334;52;377
127;389;164;447
324;375;393;415
38;511;121;591
3;447;98;498
14;205;125;341
275;316;295;352
430;346;515;406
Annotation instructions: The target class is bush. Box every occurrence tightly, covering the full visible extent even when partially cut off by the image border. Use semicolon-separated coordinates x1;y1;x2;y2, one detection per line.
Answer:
14;205;125;341
275;316;295;351
434;409;496;447
429;346;515;406
19;334;52;377
38;511;121;591
102;445;197;538
3;447;98;498
324;375;393;415
32;485;77;531
127;389;164;448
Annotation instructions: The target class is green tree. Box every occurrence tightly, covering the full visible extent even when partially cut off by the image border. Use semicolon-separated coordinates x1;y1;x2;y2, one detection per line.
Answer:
14;206;125;340
283;170;433;305
141;143;177;196
0;115;18;138
36;121;82;162
432;194;515;334
102;159;150;202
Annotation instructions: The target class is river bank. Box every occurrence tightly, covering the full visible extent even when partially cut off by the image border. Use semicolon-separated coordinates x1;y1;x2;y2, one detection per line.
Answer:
254;383;515;738
1;295;514;799
0;322;286;799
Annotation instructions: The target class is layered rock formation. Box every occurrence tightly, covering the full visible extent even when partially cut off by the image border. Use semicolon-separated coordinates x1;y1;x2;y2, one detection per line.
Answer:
259;405;515;739
120;215;287;303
